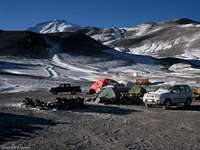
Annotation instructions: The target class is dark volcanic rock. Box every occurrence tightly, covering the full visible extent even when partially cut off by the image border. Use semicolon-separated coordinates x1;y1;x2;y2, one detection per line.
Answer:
57;32;109;55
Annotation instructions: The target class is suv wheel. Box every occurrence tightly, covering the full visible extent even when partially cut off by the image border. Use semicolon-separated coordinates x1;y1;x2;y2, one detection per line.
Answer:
184;98;192;108
164;99;171;109
71;91;76;95
145;103;149;108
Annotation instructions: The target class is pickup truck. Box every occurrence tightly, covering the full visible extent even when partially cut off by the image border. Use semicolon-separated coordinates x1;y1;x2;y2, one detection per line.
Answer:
143;85;193;109
50;84;81;95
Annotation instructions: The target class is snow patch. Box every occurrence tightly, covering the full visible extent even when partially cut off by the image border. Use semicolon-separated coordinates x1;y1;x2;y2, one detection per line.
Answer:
52;55;98;74
179;49;200;60
169;63;200;74
179;24;200;28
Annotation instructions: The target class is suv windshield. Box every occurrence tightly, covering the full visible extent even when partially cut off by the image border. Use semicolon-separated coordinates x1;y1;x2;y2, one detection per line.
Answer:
156;88;169;92
155;86;172;92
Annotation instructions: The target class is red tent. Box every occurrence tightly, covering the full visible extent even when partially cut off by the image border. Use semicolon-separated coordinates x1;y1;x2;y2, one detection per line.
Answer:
89;79;118;94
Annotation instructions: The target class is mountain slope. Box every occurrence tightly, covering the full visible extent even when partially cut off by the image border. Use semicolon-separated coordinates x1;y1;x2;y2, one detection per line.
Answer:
83;18;200;60
51;32;109;55
0;31;50;58
0;31;109;58
112;19;200;60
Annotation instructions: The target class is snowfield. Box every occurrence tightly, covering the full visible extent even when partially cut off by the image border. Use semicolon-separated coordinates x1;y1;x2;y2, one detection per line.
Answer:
0;48;200;93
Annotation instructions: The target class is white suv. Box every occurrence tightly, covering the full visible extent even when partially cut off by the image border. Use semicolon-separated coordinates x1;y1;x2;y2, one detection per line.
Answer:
143;85;193;109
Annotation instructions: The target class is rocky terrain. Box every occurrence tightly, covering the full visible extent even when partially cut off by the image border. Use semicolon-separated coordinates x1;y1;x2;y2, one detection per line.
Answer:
0;90;200;150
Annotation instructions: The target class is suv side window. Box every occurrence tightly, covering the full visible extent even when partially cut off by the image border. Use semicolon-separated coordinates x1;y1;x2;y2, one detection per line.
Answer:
184;86;190;93
172;87;181;94
180;86;186;94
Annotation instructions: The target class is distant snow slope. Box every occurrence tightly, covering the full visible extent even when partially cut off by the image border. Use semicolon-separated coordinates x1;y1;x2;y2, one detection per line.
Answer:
27;19;79;33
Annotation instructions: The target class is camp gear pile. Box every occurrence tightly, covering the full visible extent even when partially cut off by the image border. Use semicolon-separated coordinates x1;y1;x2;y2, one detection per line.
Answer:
23;97;84;110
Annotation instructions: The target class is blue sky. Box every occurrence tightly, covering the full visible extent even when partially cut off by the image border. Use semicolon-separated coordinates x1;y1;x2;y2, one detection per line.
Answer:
0;0;199;30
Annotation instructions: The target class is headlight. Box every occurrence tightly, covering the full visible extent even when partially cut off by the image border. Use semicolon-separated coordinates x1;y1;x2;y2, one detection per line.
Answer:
155;95;161;102
155;95;160;98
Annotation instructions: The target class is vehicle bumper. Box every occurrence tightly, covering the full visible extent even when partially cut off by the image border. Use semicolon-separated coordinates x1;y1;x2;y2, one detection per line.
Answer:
143;99;160;105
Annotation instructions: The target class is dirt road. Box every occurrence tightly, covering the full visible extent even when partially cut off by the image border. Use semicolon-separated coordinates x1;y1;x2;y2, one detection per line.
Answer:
0;90;200;150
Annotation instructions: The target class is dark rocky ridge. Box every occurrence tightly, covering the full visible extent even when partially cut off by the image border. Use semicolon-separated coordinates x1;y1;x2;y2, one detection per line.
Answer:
50;32;109;55
0;31;50;58
0;31;110;58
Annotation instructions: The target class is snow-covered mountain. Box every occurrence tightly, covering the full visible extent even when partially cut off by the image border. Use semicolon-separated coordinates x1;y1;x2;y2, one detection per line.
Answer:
82;18;200;60
28;18;200;60
27;19;79;33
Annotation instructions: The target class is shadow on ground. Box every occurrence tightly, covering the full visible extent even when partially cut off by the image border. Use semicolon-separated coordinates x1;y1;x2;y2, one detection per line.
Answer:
170;105;200;112
72;104;142;115
0;113;56;144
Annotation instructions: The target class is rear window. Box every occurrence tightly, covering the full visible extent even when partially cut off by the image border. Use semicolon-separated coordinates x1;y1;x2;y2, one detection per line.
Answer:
184;86;190;93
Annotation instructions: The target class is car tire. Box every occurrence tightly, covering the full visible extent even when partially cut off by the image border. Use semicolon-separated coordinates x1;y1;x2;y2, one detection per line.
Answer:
145;103;151;108
164;99;171;109
184;98;192;108
71;91;76;95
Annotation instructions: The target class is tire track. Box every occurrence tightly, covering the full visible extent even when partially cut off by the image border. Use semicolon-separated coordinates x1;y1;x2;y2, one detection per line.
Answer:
43;59;59;78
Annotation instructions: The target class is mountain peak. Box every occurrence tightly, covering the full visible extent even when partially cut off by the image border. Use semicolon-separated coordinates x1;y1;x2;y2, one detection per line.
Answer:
50;19;73;24
52;19;65;22
27;19;80;33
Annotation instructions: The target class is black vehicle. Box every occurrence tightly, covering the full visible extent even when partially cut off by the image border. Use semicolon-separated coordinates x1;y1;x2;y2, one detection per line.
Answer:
50;84;82;95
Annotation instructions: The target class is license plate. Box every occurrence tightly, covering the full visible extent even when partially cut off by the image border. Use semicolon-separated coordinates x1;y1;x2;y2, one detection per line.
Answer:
147;99;153;102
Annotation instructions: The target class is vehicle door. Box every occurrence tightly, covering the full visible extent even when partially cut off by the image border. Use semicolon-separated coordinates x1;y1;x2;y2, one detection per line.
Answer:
60;84;65;92
179;86;187;103
184;86;192;100
171;86;181;104
65;84;70;92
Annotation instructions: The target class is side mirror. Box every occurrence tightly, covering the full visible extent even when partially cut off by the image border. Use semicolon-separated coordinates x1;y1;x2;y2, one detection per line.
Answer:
171;90;176;94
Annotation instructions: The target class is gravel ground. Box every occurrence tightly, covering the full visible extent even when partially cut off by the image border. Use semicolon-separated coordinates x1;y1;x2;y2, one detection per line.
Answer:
0;90;200;150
